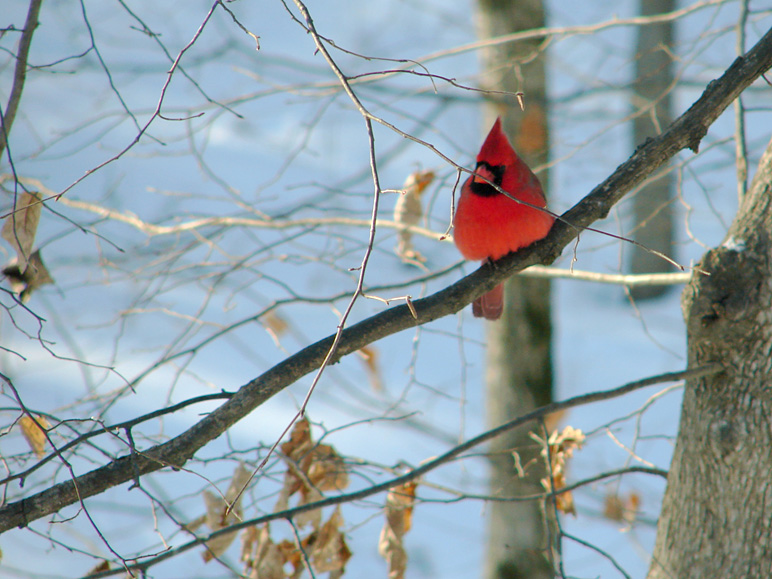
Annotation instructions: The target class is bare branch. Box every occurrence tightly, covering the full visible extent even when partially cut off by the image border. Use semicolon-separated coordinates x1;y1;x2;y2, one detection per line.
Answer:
0;0;43;158
0;20;769;536
521;266;692;286
365;0;731;83
53;1;223;200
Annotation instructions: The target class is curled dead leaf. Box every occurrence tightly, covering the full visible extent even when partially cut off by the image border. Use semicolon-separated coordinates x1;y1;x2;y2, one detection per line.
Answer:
85;561;110;576
542;409;566;434
603;494;624;521
201;463;251;562
276;419;349;529
379;481;417;579
281;418;314;462
296;487;323;530
307;443;349;492
262;311;289;343
603;491;641;525
533;425;585;516
19;414;51;459
2;191;42;272
308;507;351;574
545;471;575;515
277;538;303;578
241;525;285;579
241;512;351;579
358;346;383;392
394;169;434;264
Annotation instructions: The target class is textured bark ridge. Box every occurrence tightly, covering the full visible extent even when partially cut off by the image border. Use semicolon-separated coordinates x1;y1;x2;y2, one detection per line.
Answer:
648;138;772;578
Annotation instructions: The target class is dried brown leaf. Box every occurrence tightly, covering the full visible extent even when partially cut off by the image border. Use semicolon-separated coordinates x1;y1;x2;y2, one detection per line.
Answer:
603;494;625;522
281;418;314;463
275;421;313;517
85;561;110;576
2;192;42;272
274;487;290;517
307;443;349;492
296;487;323;530
278;538;304;579
224;462;252;505
536;425;585;516
385;481;416;536
543;409;566;434
603;492;640;525
19;414;50;458
202;492;238;562
358;345;383;392
628;492;641;515
379;526;407;579
545;471;575;515
242;525;286;579
201;463;250;562
309;507;351;574
240;526;259;567
276;418;349;528
379;481;417;579
394;169;434;263
183;513;207;533
263;311;289;338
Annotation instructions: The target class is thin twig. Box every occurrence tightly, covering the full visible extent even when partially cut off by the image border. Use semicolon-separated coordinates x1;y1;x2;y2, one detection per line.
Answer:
54;1;223;200
563;531;632;579
2;22;769;533
288;517;317;579
5;175;696;288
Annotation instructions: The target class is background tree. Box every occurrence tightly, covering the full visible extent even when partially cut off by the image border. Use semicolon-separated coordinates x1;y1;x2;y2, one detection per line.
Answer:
648;135;772;579
0;1;770;578
475;1;555;578
628;0;676;300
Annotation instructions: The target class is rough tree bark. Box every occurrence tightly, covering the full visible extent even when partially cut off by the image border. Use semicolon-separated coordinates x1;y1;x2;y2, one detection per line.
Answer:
475;1;555;577
629;0;676;299
648;136;772;577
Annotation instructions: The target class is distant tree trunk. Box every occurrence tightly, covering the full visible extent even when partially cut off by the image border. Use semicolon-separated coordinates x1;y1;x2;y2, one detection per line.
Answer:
629;0;676;299
647;137;772;578
475;1;555;578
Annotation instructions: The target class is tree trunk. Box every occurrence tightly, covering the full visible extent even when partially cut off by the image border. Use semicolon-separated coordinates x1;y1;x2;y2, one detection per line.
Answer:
648;136;772;578
475;1;555;578
629;0;676;299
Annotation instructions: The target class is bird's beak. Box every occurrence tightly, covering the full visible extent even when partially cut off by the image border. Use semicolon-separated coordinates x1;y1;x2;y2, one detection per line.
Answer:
473;165;496;185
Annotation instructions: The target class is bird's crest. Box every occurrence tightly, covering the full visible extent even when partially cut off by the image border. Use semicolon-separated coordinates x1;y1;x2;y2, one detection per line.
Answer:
476;117;519;167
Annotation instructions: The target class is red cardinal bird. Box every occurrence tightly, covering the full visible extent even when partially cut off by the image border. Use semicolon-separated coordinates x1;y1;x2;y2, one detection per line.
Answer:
453;117;554;320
